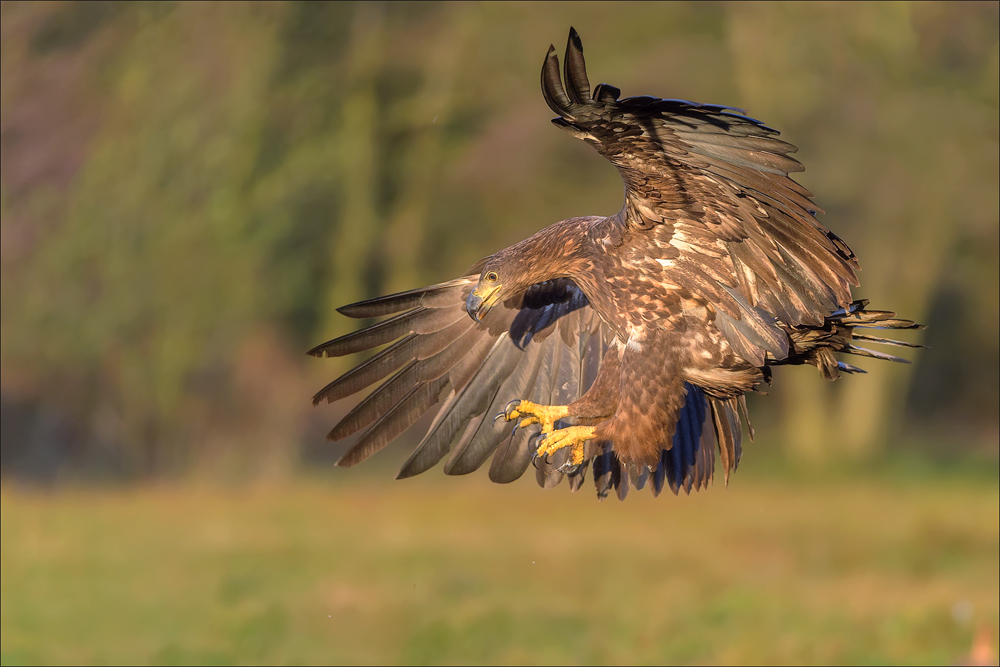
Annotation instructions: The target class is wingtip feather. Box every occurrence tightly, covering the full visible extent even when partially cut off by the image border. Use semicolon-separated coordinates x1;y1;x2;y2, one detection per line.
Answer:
563;26;591;105
568;26;581;47
541;41;572;116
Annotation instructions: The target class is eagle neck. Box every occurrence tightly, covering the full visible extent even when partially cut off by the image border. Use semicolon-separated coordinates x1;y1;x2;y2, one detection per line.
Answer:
505;218;591;288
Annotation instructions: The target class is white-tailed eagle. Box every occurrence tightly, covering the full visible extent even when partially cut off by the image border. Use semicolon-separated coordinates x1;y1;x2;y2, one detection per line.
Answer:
309;29;921;500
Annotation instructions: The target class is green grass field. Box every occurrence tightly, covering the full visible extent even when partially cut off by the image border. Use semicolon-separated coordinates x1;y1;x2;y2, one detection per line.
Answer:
2;466;997;665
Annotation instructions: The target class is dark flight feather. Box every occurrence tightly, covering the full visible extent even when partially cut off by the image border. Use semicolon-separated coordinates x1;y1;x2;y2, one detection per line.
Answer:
335;277;477;319
563;27;591;105
338;375;449;468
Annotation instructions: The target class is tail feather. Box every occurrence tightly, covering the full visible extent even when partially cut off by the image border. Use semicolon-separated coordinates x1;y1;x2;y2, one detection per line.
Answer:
778;300;923;379
842;345;911;364
837;361;867;374
850;333;924;348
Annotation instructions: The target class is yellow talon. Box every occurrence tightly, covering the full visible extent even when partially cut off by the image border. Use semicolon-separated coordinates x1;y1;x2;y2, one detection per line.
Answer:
499;399;569;434
535;425;594;467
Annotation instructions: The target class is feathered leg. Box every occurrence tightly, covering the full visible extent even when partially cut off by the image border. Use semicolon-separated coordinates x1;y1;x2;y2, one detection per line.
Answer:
591;334;687;470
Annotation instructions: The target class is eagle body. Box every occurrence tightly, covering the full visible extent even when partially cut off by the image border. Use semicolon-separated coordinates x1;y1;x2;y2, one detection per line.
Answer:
499;214;762;469
310;29;921;500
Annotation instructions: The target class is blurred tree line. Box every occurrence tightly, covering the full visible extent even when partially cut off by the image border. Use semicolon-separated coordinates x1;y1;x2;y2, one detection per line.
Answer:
1;1;997;480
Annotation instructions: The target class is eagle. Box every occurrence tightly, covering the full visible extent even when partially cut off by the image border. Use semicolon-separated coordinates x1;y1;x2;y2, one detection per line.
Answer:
309;29;921;500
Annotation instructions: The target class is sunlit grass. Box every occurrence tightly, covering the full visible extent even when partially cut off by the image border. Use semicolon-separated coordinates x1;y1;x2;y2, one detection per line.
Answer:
1;468;997;665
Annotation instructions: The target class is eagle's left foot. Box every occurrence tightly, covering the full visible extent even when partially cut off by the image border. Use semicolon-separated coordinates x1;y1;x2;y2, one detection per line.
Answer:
534;425;595;472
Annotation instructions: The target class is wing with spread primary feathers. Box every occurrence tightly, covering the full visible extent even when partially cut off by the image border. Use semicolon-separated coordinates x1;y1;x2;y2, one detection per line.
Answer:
542;28;859;333
308;277;614;486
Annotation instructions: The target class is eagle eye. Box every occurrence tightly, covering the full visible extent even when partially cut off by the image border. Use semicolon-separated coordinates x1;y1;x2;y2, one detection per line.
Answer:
485;271;499;282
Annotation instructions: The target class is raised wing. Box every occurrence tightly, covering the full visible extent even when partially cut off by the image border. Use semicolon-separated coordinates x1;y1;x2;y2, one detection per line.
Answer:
542;29;859;336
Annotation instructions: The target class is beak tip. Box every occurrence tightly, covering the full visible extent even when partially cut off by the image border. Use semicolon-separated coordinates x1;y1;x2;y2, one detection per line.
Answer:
466;293;484;323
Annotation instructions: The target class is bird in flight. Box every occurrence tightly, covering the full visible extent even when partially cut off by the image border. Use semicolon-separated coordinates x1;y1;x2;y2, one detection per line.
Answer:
310;28;921;500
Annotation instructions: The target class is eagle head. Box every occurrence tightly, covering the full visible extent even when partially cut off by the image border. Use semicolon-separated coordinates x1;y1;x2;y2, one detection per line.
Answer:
466;267;505;323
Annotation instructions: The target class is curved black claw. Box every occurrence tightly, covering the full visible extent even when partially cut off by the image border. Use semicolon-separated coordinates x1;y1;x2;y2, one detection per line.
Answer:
493;399;523;427
529;431;546;464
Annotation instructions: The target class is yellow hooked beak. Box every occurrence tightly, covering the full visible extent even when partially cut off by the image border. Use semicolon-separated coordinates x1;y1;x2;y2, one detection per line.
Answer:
465;281;502;323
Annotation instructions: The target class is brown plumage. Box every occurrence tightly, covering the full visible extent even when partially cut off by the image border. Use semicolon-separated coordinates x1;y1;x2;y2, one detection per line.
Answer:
310;28;922;500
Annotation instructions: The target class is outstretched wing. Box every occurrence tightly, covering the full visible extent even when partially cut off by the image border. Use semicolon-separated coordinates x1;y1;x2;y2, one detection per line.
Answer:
309;276;613;485
542;29;859;336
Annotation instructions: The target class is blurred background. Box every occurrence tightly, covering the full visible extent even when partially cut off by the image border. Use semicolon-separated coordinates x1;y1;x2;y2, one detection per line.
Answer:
1;1;997;664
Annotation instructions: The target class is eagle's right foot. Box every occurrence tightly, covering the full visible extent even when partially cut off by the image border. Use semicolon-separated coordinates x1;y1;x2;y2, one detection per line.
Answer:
534;425;594;471
494;399;569;434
